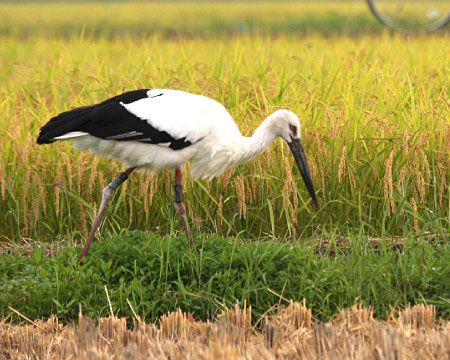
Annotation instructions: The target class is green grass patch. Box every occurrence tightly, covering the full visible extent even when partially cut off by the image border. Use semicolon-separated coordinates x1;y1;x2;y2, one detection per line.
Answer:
1;232;448;324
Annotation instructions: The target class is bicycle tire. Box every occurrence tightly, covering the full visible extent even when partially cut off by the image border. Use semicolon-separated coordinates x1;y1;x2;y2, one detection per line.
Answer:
367;0;450;32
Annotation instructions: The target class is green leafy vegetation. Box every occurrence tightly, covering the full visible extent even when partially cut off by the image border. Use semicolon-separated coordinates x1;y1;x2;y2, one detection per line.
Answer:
1;232;449;323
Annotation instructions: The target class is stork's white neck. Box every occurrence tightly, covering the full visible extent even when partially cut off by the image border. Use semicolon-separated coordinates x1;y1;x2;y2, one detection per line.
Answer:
191;112;290;179
234;116;278;164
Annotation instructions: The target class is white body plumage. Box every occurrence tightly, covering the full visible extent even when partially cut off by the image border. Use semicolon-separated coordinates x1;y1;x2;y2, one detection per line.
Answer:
62;89;298;180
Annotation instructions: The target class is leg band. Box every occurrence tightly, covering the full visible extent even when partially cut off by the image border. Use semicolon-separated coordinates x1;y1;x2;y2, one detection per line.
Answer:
109;172;130;190
174;184;183;203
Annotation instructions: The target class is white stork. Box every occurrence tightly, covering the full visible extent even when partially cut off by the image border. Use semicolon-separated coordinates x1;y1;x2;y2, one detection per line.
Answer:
37;89;317;261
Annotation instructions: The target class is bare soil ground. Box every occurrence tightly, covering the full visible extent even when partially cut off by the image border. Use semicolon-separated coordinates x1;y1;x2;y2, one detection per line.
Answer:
1;302;448;359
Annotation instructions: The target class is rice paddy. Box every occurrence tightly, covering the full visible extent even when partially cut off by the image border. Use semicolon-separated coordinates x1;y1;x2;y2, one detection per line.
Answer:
0;1;448;356
1;32;448;242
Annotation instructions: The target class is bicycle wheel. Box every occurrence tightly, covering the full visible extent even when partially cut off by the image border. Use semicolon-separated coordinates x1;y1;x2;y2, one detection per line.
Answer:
367;0;450;32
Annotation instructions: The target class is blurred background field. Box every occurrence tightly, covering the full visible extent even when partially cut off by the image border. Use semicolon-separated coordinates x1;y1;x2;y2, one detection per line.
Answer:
0;0;449;325
0;1;385;37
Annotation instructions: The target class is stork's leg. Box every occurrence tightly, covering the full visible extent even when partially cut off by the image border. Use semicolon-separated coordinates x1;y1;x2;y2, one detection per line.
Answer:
174;168;194;247
78;167;135;263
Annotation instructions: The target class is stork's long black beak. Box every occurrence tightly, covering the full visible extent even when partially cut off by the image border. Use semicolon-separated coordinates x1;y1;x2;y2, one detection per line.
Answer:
287;138;318;207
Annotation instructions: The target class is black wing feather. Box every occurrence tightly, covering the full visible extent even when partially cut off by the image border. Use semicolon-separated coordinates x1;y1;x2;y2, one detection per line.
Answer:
36;89;192;150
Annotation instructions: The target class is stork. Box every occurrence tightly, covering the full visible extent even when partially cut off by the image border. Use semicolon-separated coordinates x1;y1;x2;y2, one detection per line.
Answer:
37;89;318;261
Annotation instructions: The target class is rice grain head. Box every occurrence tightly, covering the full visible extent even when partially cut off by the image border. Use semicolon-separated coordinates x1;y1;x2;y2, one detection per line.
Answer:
235;176;247;219
383;149;395;213
338;145;347;183
410;196;419;232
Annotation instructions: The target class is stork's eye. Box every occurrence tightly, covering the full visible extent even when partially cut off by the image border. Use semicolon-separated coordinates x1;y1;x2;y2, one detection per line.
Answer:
289;124;297;135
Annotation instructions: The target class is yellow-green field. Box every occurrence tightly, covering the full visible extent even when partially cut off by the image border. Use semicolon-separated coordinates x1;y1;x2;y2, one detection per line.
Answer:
0;0;449;341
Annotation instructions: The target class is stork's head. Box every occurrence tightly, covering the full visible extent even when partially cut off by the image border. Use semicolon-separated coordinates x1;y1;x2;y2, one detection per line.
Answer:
269;109;318;207
268;109;302;142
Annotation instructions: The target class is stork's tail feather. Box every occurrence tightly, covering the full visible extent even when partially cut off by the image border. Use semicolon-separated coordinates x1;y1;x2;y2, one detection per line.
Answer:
36;105;93;144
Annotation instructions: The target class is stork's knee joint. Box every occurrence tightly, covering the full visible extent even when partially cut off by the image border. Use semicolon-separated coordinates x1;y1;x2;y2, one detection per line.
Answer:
174;184;183;203
102;186;114;198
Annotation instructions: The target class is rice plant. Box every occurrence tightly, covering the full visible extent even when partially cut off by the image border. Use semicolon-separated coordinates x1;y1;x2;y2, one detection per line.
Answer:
0;32;448;242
